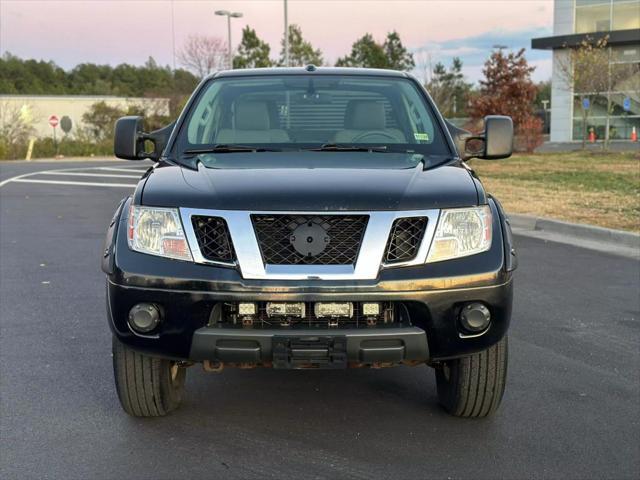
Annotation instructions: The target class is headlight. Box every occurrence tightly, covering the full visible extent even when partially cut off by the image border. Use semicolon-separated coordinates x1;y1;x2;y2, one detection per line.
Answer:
127;205;193;261
426;206;492;263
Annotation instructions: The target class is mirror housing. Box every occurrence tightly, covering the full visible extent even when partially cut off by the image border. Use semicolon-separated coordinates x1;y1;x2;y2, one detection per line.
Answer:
482;115;513;159
459;115;514;161
114;116;145;160
114;116;175;161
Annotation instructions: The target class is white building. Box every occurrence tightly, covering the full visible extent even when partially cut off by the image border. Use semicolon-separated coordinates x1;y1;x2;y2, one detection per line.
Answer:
0;95;170;138
532;0;639;142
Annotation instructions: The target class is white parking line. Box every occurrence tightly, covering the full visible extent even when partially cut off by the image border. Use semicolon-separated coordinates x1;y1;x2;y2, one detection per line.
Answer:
11;178;135;188
97;167;149;173
38;171;141;179
0;173;34;188
1;165;144;189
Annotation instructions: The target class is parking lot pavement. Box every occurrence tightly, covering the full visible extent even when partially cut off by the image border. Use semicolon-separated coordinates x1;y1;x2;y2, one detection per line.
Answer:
1;161;638;480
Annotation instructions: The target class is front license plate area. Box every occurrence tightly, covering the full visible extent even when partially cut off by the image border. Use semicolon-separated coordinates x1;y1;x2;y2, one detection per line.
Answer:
273;336;347;369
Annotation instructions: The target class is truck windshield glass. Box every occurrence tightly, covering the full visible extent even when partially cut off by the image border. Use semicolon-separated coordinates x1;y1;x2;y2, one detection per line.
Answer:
175;75;450;159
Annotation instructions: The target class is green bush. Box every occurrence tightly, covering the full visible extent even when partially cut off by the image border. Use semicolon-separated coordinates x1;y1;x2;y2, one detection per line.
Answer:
0;137;113;160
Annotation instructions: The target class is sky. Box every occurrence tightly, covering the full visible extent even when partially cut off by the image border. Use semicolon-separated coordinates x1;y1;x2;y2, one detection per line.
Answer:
0;0;554;83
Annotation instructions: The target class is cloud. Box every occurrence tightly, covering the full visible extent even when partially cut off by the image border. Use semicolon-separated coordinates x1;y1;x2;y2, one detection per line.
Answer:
411;26;553;83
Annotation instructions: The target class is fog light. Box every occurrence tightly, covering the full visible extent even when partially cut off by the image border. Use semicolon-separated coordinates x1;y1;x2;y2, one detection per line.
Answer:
459;302;491;332
238;302;257;316
266;302;305;317
128;303;161;333
315;302;353;318
362;302;381;316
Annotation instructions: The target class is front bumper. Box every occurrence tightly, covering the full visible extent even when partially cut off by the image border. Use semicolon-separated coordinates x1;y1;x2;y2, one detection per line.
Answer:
191;326;429;367
104;198;515;365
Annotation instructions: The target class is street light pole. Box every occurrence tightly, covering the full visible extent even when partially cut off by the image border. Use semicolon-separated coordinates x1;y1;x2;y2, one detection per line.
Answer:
226;15;232;68
215;10;243;69
284;0;289;67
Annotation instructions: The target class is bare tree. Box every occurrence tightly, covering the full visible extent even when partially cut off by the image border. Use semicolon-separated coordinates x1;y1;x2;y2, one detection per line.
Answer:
556;36;626;149
413;49;432;86
177;35;227;79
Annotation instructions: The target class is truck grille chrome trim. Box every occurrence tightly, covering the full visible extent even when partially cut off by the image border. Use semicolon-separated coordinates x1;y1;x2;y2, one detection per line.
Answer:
180;208;441;280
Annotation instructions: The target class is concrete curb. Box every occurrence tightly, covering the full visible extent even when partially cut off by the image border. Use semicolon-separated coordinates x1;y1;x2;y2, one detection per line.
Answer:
509;214;640;250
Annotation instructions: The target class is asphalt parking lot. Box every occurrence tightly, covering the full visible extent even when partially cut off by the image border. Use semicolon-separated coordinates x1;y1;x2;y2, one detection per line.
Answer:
1;160;638;480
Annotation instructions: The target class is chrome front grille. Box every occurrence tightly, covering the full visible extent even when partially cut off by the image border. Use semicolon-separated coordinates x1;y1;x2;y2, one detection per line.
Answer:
181;208;440;279
251;214;369;265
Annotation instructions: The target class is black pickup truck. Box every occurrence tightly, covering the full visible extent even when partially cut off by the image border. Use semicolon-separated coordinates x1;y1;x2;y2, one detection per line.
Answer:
103;66;516;418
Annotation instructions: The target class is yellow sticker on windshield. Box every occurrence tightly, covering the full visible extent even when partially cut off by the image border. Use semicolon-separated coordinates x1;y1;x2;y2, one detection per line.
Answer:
414;133;429;141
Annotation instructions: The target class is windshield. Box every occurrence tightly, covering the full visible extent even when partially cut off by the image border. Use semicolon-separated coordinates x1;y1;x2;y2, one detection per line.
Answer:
174;74;451;161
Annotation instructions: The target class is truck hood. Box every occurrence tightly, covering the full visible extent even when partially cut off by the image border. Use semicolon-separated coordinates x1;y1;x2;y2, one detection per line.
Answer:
141;153;479;211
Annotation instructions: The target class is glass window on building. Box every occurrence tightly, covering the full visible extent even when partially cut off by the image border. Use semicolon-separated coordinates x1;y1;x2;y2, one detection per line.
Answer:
612;0;640;30
611;46;640;63
575;0;640;33
572;90;640;141
575;0;612;33
571;1;640;142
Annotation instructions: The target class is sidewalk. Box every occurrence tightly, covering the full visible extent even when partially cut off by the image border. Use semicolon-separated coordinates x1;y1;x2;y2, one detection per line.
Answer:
510;213;639;259
536;141;639;153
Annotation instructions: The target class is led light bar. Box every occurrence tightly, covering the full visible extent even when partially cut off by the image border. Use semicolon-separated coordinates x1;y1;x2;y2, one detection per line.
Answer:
314;302;353;318
266;302;306;318
361;302;381;316
238;302;257;316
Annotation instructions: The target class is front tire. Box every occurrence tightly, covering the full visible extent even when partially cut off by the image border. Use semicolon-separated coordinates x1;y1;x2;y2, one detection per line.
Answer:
435;336;508;418
112;336;186;417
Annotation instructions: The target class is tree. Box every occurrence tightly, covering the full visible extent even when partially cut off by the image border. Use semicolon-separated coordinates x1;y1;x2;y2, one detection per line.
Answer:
233;27;273;69
1;53;198;102
82;101;126;141
335;33;388;68
426;57;472;117
278;24;323;67
535;80;551;108
556;36;625;149
383;31;415;71
177;35;227;78
469;48;542;152
336;32;415;70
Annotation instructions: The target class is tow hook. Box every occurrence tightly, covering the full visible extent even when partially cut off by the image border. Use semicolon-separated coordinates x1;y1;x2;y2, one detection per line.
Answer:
203;360;224;373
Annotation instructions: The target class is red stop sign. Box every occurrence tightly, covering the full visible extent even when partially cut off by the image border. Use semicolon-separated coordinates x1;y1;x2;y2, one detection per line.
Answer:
49;115;59;128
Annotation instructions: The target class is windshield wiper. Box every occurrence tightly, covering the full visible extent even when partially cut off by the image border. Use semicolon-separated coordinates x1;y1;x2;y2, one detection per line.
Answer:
183;144;282;155
304;143;390;153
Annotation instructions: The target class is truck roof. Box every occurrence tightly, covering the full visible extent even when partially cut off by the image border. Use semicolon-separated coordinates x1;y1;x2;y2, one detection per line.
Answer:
211;66;410;80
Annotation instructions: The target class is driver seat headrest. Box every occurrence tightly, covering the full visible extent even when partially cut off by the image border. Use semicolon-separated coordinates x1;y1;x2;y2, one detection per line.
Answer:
344;100;386;130
235;101;270;130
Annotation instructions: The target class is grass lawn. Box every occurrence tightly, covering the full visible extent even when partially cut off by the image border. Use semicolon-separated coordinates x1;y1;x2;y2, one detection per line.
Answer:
471;151;640;233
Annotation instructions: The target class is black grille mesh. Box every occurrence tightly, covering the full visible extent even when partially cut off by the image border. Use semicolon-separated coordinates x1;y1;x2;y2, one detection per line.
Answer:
191;216;236;263
384;217;428;263
252;215;368;265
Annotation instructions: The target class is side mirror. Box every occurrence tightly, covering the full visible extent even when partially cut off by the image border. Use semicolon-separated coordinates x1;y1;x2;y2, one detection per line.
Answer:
114;116;145;160
462;115;513;160
114;117;175;161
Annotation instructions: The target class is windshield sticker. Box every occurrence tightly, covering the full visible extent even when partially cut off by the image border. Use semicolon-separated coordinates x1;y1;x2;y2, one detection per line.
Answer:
414;132;429;141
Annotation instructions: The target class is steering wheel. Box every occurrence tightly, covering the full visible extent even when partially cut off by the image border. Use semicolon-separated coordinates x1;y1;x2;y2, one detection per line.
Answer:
351;131;399;143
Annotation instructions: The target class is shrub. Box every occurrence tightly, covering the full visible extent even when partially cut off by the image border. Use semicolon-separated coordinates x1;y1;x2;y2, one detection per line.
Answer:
515;116;544;153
